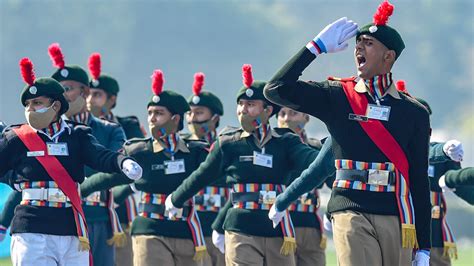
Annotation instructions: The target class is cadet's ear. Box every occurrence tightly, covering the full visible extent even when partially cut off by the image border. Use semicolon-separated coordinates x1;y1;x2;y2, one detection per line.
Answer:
265;105;273;117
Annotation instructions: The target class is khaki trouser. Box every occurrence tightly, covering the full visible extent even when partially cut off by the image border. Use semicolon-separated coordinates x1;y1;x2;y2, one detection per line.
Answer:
430;248;451;266
332;211;412;266
225;230;296;266
295;227;326;266
132;235;204;266
115;225;133;266
204;236;225;266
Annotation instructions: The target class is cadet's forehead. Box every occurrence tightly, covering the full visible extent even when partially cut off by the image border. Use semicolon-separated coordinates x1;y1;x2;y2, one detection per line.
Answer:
147;105;170;113
190;105;211;112
25;96;52;103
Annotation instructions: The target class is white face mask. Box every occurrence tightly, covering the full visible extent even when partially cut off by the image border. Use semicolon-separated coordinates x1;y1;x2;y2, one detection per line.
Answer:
25;104;57;130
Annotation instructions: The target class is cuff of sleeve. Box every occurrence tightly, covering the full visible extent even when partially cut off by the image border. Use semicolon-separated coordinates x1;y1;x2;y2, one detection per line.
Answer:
306;40;322;56
117;155;131;171
171;193;184;208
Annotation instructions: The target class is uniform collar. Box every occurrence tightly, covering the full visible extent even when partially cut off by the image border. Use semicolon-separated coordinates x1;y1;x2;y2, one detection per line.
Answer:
36;119;72;141
152;134;190;154
354;79;401;100
241;126;281;147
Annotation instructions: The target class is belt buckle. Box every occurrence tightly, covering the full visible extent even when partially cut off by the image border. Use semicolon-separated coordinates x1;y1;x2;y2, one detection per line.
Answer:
203;194;221;207
259;190;276;205
48;188;67;202
86;192;101;202
367;170;390;185
431;206;441;219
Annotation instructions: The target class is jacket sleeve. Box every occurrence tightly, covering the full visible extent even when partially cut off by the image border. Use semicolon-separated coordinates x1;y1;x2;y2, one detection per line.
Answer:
276;137;335;211
445;167;474;187
0;190;21;228
264;47;333;123
108;125;126;152
112;184;135;203
171;139;226;208
408;110;432;249
429;142;450;164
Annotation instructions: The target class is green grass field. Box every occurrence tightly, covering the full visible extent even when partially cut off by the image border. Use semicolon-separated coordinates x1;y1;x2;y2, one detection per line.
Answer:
1;248;472;266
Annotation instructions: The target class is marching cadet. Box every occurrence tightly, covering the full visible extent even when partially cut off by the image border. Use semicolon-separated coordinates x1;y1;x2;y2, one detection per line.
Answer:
0;58;141;265
83;69;211;265
276;107;331;266
185;72;227;266
49;45;135;266
264;1;432;265
165;64;321;266
410;96;461;266
439;167;474;205
85;52;144;266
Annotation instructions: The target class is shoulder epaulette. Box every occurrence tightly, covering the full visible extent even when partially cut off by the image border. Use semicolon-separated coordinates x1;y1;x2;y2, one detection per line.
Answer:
124;137;151;146
218;126;242;136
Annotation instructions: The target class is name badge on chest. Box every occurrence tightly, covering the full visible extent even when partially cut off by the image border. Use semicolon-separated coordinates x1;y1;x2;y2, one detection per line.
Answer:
366;104;391;121
253;151;273;168
27;151;45;157
164;159;186;175
46;142;69;156
428;165;435;178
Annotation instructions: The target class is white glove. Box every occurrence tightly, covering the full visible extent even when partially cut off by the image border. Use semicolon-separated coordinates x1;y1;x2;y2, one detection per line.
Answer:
165;194;180;219
308;17;358;55
438;175;453;192
0;225;7;242
412;250;430;266
212;230;225;254
443;139;463;162
323;214;332;232
121;159;143;180
268;204;285;228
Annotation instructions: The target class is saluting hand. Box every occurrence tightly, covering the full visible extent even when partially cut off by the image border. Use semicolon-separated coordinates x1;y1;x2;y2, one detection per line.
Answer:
307;17;358;55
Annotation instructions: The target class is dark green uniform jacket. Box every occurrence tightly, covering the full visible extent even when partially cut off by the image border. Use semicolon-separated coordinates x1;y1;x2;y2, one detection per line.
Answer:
171;127;319;238
445;167;474;205
263;47;432;248
0;121;126;236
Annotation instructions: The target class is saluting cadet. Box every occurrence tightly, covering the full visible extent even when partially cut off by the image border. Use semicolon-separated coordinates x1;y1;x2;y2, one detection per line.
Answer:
264;1;432;265
185;73;227;266
0;58;141;266
165;64;321;266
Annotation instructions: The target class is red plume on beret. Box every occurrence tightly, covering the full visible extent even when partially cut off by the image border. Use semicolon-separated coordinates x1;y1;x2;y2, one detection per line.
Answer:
151;69;164;96
48;43;65;69
20;58;36;86
242;64;253;88
373;0;394;26
88;53;101;80
193;72;205;96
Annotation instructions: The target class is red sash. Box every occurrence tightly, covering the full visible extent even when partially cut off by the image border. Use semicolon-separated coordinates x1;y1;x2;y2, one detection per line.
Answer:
335;77;410;185
13;125;93;259
334;77;417;248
